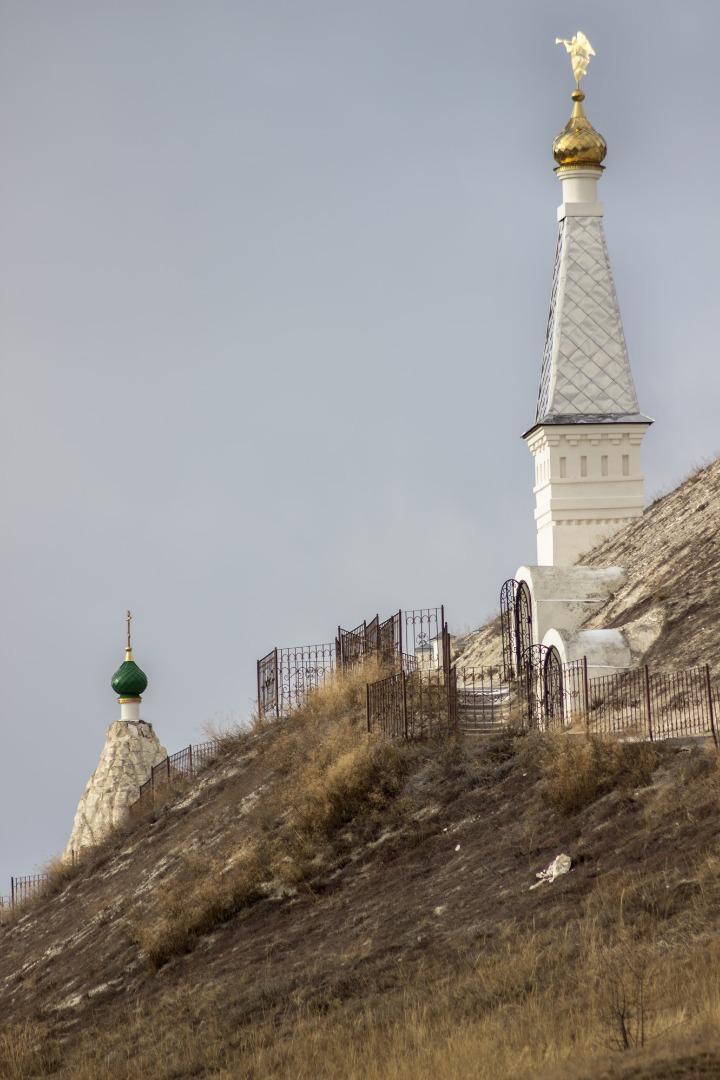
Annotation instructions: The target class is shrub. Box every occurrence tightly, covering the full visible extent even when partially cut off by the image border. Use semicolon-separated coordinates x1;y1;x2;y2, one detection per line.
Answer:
542;735;661;814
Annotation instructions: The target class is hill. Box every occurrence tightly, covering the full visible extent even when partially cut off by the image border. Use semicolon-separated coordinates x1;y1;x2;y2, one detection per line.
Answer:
3;463;720;1079
454;458;720;672
2;675;720;1078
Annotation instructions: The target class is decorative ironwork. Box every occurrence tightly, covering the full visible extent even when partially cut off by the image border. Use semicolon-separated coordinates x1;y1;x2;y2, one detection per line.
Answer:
257;649;279;720
544;646;565;727
278;643;336;713
500;579;516;681
516;583;533;675
337;621;370;669
500;581;534;680
404;607;445;670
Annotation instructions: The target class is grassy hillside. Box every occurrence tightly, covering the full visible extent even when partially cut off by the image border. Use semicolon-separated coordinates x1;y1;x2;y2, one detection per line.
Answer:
2;658;720;1078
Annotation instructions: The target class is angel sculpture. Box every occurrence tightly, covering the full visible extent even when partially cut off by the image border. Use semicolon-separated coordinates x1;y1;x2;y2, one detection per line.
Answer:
555;31;596;86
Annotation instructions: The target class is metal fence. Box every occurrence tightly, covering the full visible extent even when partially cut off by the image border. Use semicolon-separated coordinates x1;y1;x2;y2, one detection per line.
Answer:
258;606;447;719
586;665;718;743
368;648;720;748
367;666;456;740
10;874;50;907
134;740;220;814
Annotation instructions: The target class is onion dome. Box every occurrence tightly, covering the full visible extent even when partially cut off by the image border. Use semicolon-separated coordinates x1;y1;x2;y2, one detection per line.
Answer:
553;89;606;169
111;611;148;700
112;656;148;700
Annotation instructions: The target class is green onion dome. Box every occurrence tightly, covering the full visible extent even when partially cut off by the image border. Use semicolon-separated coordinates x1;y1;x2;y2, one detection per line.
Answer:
111;651;148;699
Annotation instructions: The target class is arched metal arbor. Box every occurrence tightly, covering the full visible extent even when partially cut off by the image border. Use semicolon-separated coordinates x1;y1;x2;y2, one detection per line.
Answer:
521;644;565;730
500;579;534;681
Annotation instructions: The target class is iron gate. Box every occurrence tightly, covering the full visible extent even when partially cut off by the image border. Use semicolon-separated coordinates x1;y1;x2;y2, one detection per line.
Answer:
500;580;534;680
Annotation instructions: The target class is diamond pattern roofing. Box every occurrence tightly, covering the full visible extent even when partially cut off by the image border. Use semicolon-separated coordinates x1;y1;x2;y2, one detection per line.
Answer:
535;215;648;425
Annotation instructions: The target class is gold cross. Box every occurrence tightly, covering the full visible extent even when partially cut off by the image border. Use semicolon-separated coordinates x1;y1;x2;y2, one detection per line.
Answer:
126;610;133;652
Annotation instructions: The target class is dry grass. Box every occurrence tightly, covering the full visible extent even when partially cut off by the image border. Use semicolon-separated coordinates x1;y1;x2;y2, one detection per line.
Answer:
9;920;720;1079
540;734;661;814
132;662;413;969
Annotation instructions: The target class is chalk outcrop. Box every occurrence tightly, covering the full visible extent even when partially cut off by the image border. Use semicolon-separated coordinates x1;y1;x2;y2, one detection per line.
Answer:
65;721;166;859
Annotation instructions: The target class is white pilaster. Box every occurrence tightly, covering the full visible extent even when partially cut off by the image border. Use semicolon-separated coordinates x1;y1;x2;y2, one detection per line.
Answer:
526;422;649;566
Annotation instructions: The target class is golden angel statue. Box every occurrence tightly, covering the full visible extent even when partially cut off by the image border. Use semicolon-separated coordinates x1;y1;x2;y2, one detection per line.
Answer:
555;31;596;86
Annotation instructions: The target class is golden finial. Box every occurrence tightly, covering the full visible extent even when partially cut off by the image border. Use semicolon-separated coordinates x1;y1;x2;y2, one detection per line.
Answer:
125;610;134;661
555;31;596;88
553;31;606;170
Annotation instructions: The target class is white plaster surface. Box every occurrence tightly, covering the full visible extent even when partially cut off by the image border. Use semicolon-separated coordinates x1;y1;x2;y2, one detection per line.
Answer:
526;422;650;566
64;721;166;859
515;564;626;642
543;626;632;678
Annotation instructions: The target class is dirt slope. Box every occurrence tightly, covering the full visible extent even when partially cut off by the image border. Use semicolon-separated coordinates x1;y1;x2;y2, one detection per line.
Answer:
2;683;720;1078
583;459;720;668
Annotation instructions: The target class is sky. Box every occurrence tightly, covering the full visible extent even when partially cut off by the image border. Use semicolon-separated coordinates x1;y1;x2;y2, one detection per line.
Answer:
1;0;719;890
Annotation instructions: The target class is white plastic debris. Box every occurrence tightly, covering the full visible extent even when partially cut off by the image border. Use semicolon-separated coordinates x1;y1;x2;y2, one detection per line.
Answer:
529;853;572;890
454;844;461;852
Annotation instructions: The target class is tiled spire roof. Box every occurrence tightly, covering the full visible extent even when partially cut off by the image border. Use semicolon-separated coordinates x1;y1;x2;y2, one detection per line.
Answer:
535;215;649;425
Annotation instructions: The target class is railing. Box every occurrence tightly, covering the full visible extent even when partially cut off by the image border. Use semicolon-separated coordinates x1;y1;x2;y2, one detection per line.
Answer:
10;874;50;908
368;653;720;748
587;665;718;743
258;606;447;719
367;666;456;740
134;740;220;814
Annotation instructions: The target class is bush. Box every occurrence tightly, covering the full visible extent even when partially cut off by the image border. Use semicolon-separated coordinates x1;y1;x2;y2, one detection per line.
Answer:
542;735;661;814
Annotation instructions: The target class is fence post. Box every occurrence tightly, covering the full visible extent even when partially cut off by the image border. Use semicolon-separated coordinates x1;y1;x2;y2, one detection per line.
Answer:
10;877;14;908
582;656;590;731
704;664;718;749
644;666;654;741
256;658;261;719
188;742;194;778
366;683;371;734
401;667;408;740
273;647;280;718
166;755;171;782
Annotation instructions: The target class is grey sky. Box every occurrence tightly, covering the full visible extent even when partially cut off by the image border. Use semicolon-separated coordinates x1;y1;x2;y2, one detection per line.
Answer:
1;0;718;889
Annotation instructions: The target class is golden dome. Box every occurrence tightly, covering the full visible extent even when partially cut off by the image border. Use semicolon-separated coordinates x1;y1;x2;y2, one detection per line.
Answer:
553;89;606;169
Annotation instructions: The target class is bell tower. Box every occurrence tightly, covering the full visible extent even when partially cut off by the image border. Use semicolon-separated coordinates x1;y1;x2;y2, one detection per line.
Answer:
523;33;652;566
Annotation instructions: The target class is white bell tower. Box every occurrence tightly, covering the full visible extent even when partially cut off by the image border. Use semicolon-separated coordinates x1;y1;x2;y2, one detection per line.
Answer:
523;48;652;567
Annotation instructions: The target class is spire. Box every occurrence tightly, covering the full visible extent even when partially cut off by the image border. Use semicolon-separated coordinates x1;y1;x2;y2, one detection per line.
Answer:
522;35;652;567
530;32;651;430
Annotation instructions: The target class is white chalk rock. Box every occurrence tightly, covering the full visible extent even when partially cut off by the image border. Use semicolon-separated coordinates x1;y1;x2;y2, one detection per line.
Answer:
64;721;166;860
530;853;573;890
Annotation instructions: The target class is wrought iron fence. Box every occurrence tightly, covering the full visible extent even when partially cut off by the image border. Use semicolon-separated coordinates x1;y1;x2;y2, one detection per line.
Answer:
258;642;337;719
258;607;447;719
367;644;720;748
134;739;220;813
10;874;49;907
586;664;718;743
337;611;403;669
367;666;456;741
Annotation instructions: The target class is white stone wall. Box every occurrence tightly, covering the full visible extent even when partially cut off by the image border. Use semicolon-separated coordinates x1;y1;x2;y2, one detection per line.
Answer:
526;422;649;565
64;721;167;860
